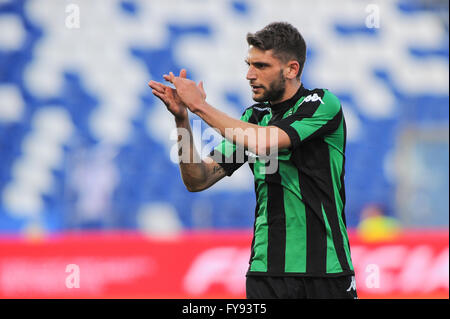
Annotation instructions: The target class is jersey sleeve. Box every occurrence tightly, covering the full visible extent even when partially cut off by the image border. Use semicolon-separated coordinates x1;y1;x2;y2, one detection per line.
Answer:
208;107;254;176
272;89;343;149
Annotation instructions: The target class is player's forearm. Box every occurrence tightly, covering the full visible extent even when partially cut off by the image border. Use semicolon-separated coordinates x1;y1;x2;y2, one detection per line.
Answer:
192;101;282;155
174;116;209;191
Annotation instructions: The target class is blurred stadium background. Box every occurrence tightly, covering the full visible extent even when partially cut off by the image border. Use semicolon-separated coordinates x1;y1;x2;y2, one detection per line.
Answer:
0;0;448;298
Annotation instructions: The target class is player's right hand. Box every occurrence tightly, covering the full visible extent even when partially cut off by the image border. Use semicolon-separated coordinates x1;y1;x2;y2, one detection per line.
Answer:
148;69;188;120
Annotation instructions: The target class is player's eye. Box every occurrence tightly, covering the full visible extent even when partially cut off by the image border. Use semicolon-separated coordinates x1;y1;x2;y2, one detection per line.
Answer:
254;63;267;69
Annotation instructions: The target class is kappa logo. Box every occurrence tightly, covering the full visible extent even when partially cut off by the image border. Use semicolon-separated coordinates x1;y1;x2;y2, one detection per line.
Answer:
346;276;357;292
299;93;324;106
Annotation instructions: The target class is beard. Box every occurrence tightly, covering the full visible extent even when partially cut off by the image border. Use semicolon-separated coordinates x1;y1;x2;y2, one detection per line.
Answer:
252;70;286;103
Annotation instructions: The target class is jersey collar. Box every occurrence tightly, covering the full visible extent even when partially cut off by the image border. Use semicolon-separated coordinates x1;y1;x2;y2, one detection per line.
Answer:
268;84;308;117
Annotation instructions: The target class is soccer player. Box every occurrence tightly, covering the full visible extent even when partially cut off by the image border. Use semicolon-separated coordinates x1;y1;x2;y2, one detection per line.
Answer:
149;22;357;299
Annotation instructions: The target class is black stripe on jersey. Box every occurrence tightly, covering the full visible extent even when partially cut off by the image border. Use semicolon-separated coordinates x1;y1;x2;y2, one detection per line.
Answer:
265;168;286;273
249;183;259;266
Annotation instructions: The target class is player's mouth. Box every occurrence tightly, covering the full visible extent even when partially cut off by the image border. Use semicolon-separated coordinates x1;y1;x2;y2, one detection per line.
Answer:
251;84;264;93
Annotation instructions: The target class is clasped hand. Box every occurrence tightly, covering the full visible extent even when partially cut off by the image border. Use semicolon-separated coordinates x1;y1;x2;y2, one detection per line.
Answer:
148;69;206;118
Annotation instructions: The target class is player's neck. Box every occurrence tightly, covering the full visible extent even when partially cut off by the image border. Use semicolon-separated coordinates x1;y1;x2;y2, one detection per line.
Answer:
271;80;301;105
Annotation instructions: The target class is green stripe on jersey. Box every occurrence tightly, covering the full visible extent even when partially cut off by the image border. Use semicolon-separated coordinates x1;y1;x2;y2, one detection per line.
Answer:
282;167;307;272
321;203;343;273
250;159;268;272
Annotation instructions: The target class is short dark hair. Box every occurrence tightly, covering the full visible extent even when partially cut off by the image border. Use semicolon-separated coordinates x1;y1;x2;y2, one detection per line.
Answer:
246;22;307;78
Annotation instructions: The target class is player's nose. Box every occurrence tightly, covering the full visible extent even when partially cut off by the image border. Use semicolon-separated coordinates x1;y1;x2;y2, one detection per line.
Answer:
246;66;257;81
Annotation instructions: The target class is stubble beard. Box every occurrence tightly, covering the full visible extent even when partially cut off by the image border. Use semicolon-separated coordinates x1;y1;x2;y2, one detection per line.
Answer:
252;70;286;103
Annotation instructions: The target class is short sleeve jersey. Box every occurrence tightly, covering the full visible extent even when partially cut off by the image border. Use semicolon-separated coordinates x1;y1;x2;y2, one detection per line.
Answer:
209;85;354;277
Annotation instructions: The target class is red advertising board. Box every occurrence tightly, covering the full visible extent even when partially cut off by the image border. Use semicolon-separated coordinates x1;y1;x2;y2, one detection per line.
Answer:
0;229;448;299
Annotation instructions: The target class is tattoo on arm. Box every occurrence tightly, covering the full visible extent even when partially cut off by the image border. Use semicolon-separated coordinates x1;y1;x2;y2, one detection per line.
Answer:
212;164;224;175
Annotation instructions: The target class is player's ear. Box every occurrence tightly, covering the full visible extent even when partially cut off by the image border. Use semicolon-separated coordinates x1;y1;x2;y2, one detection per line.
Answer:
285;60;300;80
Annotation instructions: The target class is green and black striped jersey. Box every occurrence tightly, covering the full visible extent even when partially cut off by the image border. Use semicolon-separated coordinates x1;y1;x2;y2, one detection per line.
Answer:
210;85;354;277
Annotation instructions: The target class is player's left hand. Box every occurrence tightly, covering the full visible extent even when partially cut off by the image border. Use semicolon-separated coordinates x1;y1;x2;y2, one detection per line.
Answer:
163;70;206;113
148;69;189;120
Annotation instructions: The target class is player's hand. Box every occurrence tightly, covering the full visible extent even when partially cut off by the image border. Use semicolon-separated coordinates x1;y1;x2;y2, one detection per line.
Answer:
148;69;188;120
163;70;206;113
